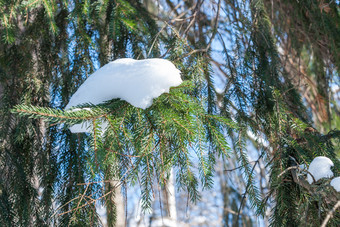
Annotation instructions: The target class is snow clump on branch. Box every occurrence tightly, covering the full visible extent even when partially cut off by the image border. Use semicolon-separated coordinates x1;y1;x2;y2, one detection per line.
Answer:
307;156;334;184
65;58;182;133
330;177;340;192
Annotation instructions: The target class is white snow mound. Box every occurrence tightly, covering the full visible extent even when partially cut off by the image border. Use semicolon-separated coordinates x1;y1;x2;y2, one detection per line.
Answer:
307;156;334;184
330;177;340;192
66;58;182;133
66;58;182;110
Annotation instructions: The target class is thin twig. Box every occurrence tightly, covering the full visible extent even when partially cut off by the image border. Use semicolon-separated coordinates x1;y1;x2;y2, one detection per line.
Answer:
50;196;80;218
76;183;90;210
206;0;222;50
224;161;257;172
106;148;142;158
58;190;114;216
236;151;264;224
182;0;203;37
77;180;113;186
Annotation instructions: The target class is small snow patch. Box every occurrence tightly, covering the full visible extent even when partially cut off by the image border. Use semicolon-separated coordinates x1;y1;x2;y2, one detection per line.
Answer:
69;119;109;134
307;156;334;184
299;164;307;170
330;177;340;192
297;163;307;177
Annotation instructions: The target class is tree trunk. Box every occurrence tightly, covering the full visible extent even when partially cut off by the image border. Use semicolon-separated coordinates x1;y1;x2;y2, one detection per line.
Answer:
165;169;177;222
105;174;126;227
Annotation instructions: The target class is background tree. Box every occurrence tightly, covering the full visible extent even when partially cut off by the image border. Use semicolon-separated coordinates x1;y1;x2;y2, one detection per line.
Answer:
1;0;339;226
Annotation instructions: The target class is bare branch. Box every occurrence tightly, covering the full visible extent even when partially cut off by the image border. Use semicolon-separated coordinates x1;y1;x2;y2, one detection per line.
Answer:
321;201;340;227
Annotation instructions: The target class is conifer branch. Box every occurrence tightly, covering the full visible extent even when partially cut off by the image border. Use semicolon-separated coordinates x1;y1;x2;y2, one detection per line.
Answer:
236;151;264;224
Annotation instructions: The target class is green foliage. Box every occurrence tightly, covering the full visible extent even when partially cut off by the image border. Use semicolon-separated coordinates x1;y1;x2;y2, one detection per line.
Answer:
267;89;340;226
263;0;340;128
13;77;235;211
0;0;164;225
1;0;339;226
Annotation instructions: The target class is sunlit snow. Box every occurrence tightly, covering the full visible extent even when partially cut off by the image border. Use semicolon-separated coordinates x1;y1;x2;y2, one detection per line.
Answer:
66;58;182;133
330;177;340;192
307;156;334;184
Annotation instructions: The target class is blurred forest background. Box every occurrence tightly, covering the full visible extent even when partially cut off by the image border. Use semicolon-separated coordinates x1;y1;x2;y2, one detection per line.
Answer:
0;0;339;226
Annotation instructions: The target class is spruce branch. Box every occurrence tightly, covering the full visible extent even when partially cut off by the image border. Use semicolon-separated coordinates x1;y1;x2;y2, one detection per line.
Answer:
236;151;264;223
12;104;107;123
